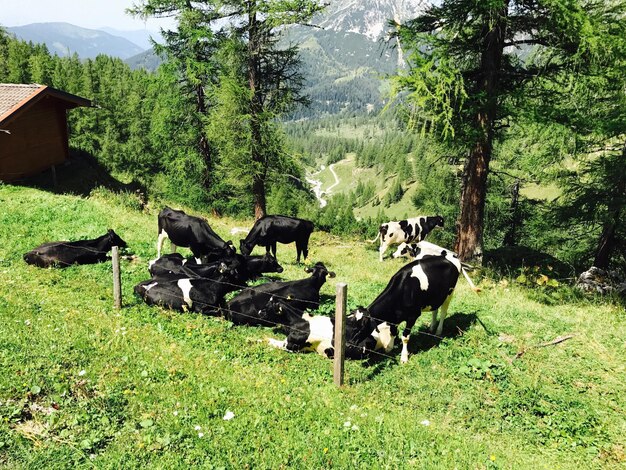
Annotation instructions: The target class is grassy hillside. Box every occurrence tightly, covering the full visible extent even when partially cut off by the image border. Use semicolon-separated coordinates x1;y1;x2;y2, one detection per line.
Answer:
1;184;625;468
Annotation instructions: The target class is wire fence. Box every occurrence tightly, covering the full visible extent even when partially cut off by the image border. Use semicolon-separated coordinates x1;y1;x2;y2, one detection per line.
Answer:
24;242;450;363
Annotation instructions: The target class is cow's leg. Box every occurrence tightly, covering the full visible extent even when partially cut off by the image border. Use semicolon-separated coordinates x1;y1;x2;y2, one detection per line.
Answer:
271;242;277;258
296;242;302;264
156;229;168;258
379;241;389;262
170;242;177;254
435;293;454;336
400;313;419;364
429;309;439;333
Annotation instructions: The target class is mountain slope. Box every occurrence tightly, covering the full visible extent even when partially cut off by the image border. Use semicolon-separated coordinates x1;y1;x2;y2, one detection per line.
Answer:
7;22;145;59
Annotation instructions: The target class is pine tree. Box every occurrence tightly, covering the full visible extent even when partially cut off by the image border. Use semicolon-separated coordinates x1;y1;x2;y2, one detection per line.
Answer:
392;0;619;263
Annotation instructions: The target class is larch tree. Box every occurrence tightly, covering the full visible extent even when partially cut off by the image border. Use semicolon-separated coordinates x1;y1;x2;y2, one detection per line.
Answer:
391;0;614;263
131;0;325;219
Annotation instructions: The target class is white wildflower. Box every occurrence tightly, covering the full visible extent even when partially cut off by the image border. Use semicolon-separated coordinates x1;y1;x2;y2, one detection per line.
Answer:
420;419;430;426
223;410;235;421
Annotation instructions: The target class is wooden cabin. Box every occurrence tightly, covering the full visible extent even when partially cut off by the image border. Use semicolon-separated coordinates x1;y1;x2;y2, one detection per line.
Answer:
0;84;91;182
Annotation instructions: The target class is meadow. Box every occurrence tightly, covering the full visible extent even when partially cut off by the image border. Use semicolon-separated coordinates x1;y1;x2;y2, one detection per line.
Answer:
0;184;624;469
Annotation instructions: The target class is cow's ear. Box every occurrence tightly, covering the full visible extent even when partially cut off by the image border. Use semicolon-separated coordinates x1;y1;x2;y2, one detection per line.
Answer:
219;262;228;273
304;267;313;273
328;271;336;278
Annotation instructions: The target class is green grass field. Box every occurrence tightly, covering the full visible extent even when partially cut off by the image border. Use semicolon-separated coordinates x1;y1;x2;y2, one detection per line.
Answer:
1;184;625;468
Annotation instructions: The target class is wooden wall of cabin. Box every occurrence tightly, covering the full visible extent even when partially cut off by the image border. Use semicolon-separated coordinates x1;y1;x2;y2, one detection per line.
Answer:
0;98;69;182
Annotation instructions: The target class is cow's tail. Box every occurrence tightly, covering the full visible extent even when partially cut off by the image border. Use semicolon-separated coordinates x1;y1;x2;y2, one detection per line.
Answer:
369;231;381;244
460;265;481;293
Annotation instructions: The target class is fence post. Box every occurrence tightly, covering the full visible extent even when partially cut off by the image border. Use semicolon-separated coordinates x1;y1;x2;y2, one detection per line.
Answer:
334;282;347;387
112;246;122;309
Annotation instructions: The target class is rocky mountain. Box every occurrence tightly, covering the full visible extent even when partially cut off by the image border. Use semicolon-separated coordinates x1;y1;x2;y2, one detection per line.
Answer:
289;0;426;116
316;0;425;42
7;22;145;59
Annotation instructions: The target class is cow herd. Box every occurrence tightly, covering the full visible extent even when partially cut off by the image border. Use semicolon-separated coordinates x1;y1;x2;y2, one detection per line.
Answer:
23;207;477;363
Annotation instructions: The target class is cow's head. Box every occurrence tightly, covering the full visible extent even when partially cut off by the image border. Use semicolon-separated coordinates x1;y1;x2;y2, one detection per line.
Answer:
304;262;335;279
107;229;127;248
239;239;252;256
263;253;284;273
257;296;284;320
433;216;444;229
392;242;418;259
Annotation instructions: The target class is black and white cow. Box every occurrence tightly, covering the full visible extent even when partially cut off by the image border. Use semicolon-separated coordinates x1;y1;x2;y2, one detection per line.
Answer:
343;307;396;360
371;215;444;261
259;298;336;356
258;299;395;359
134;262;241;314
392;240;480;292
148;252;282;283
239;215;314;263
365;252;462;363
23;229;127;268
225;262;335;326
157;206;235;261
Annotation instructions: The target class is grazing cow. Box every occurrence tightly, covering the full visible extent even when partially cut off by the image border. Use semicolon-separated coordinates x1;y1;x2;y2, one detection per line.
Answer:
371;215;444;261
343;307;396;360
134;262;241;314
23;229;127;268
392;240;480;292
259;300;395;359
365;253;462;363
239;215;314;263
157;206;235;261
225;262;335;326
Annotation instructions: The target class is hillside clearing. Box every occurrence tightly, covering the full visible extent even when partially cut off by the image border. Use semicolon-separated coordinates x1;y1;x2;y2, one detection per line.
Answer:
0;185;624;468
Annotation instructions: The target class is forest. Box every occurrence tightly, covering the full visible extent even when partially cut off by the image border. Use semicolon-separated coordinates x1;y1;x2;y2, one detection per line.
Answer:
1;0;625;274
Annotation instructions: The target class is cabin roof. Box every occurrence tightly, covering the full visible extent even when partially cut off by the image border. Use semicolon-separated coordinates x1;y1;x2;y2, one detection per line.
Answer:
0;83;92;126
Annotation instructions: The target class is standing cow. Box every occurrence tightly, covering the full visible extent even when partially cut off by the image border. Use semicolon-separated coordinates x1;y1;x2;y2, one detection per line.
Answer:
365;252;462;363
371;215;444;261
392;240;480;293
157;207;235;261
239;215;313;263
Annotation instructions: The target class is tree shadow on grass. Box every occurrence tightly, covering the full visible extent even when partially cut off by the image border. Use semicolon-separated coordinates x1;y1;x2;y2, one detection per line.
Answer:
12;149;147;199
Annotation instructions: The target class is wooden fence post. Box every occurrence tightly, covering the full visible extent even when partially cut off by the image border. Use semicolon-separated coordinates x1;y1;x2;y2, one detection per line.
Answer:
334;282;347;387
112;246;122;309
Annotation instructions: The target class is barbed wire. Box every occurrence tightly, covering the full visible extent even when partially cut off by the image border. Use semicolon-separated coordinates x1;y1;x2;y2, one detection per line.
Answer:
24;244;450;359
133;272;452;362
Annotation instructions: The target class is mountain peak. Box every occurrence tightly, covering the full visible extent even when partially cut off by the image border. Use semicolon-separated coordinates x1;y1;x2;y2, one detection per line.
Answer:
317;0;425;41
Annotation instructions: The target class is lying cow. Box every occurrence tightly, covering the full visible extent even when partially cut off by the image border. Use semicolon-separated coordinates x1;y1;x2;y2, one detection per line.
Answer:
157;206;235;261
239;215;314;263
392;240;480;292
371;215;444;262
259;299;395;359
225;262;335;326
134;262;241;314
23;229;127;268
148;252;282;283
365;252;462;363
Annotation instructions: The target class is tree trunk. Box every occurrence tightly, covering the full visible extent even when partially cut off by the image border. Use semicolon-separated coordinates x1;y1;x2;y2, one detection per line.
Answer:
248;2;266;220
194;83;213;189
503;179;520;246
454;2;509;263
593;141;626;268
